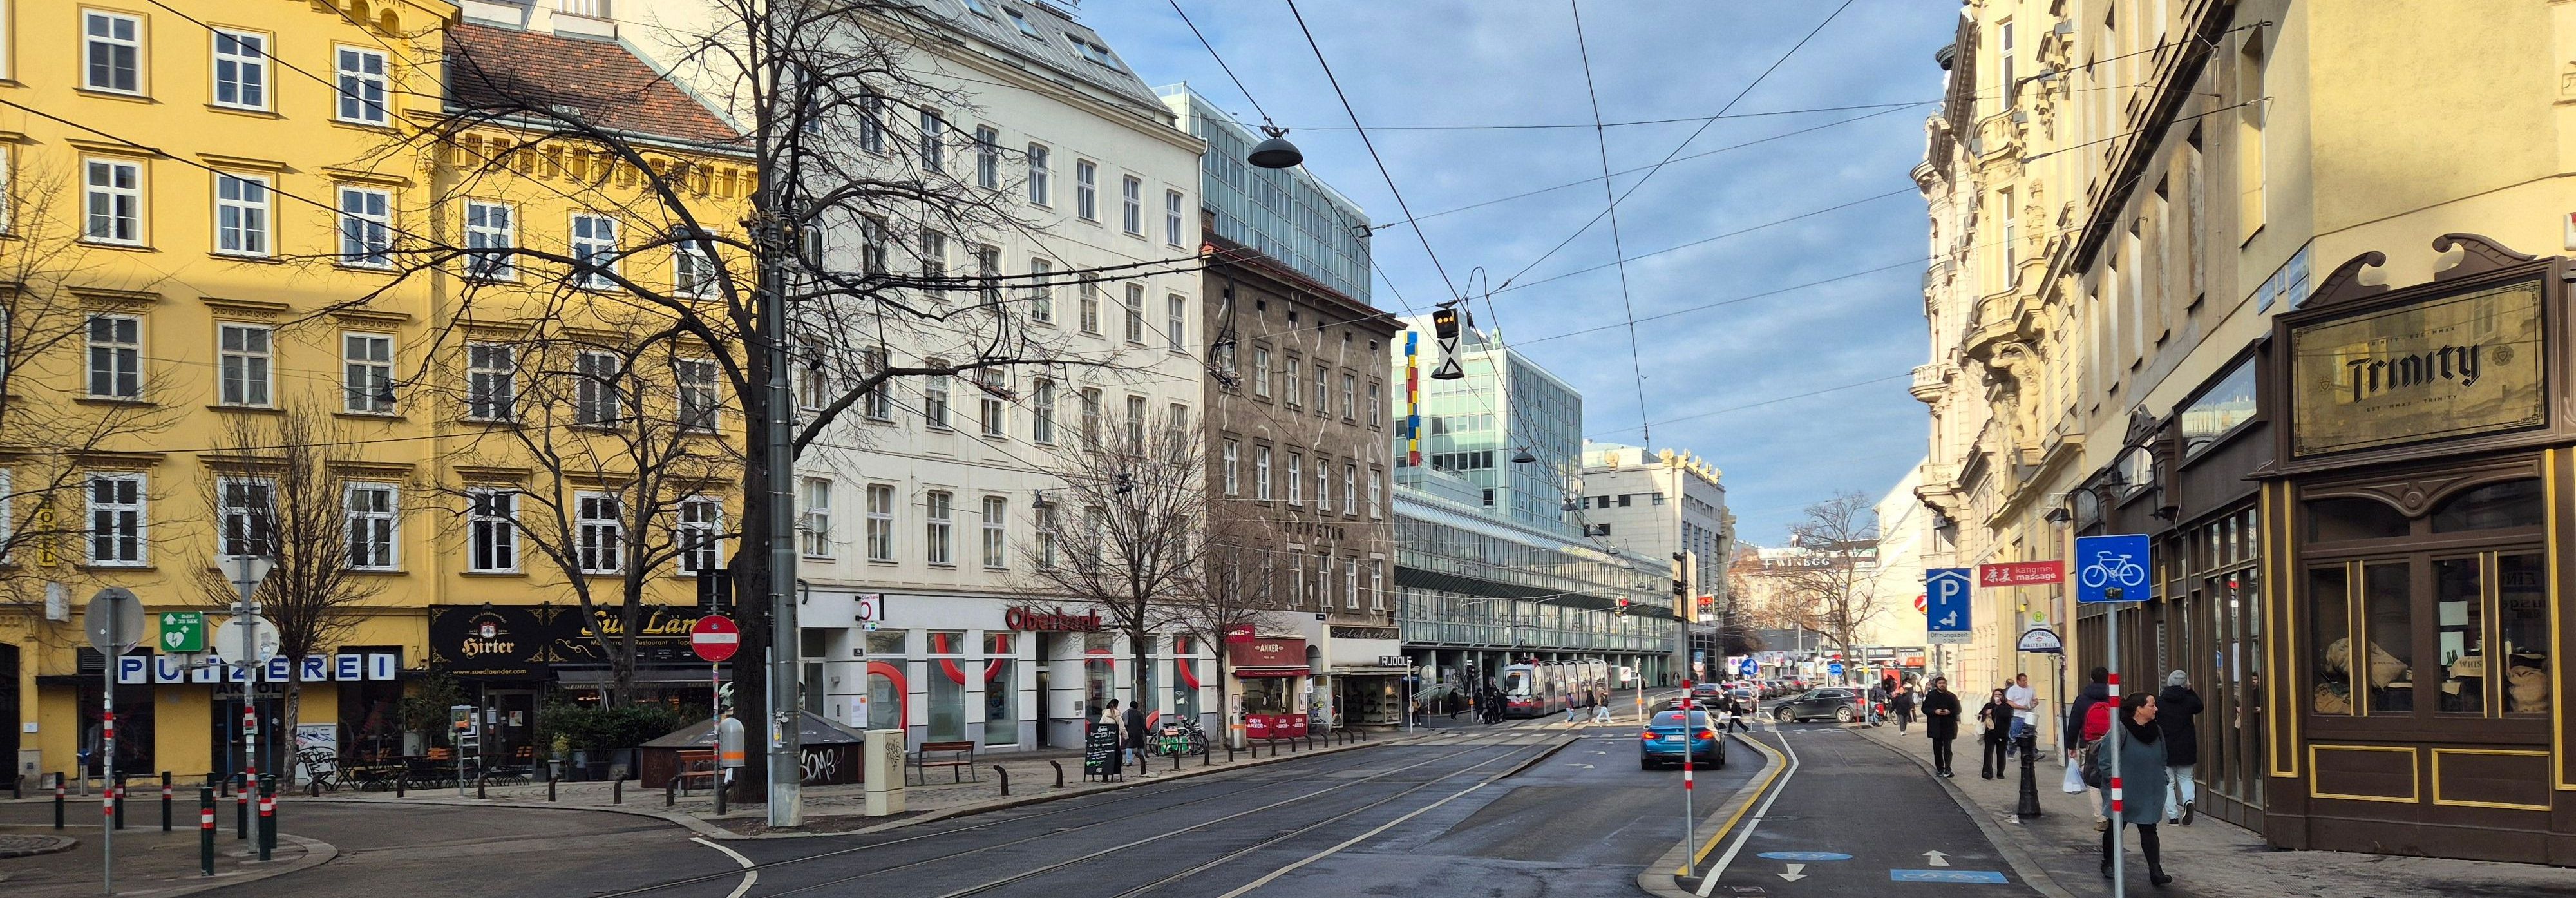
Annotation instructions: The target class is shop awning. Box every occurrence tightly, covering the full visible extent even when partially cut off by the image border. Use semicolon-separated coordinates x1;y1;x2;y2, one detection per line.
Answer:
1235;667;1309;678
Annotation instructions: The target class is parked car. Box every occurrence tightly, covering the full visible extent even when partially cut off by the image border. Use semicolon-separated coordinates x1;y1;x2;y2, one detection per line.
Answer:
1773;688;1864;723
1639;709;1727;769
1728;685;1757;703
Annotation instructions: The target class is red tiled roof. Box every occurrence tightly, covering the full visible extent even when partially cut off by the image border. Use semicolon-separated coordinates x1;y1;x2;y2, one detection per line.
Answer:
445;23;739;146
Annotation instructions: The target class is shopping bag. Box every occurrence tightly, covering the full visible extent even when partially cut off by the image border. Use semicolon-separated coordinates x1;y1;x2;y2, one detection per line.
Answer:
2061;759;2088;794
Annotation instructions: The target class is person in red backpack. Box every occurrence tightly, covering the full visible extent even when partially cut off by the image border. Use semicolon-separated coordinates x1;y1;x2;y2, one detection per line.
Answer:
2065;667;2114;830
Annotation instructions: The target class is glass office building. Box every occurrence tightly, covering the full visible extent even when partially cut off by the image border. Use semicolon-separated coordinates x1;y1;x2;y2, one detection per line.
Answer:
1159;84;1372;303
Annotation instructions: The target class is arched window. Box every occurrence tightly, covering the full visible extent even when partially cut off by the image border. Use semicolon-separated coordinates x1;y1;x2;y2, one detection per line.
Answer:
2429;479;2543;533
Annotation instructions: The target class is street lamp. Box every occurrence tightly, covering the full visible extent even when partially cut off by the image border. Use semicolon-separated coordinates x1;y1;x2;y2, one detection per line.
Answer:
1247;126;1303;169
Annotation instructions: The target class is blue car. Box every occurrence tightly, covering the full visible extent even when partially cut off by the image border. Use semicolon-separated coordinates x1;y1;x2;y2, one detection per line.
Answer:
1639;709;1727;770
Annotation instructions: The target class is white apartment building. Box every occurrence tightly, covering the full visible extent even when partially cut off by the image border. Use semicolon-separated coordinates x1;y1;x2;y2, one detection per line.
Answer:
1577;442;1734;675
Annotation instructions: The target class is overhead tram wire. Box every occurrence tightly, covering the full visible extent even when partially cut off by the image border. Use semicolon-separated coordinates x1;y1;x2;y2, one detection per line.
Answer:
1568;0;1653;442
1281;0;1462;305
1493;0;1855;294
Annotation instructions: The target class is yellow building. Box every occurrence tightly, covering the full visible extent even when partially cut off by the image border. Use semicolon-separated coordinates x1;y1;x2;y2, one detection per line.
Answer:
0;1;752;790
1918;0;2576;865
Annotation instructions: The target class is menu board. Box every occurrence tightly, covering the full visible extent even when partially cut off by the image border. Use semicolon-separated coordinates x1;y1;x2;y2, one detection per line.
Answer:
1084;721;1121;779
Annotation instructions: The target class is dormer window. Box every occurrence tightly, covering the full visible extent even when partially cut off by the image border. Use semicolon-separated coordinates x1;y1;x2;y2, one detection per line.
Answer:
1006;8;1041;38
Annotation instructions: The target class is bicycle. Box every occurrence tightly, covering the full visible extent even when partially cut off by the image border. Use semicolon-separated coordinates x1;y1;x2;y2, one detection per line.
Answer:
2079;551;2145;589
1158;716;1210;757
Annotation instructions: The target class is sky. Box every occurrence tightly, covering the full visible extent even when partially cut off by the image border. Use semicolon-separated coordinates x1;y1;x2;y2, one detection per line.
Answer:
1081;0;1958;544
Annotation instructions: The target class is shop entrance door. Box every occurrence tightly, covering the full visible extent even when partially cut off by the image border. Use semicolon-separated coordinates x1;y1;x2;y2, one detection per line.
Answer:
0;644;17;784
210;691;280;787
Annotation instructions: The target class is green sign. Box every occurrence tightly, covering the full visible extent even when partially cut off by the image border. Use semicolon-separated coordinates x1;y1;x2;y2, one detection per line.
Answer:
158;611;205;653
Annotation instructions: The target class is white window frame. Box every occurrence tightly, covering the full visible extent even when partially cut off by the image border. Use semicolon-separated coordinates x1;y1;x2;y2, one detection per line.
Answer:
1343;464;1357;516
466;488;519;573
800;477;834;559
679;496;723;575
1166;294;1187;352
86;314;141;399
861;347;892;421
1222;441;1240;497
575;492;623;574
1165;190;1185;246
918;107;945;173
1032;377;1057;444
974;126;1000;189
215;477;272;558
1287;453;1302;507
463;200;516;281
1120;175;1142;235
1034;501;1058;569
864;482;894;562
1345;557;1359;610
342;332;395;414
925;490;954;566
213;173;270;257
570;213;619;289
86;472;146;566
1079;280;1102;334
923;361;952;430
1371;562;1386;611
214;323;272;408
976;367;1006;438
676;357;720;432
1251;347;1271;398
1075;160;1098;221
980;495;1008;569
345;481;399;571
337;185;392;267
1122;283;1145;345
83;158;142;245
1256;446;1273;501
1123;394;1146;455
674;234;717;298
465;341;515;422
1026;143;1051;205
211;28;269;111
83;10;142;96
1369;469;1384;519
1029;258;1056;323
334;46;390;125
575;350;623;426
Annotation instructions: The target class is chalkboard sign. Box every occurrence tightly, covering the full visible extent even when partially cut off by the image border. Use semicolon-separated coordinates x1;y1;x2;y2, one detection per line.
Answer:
1084;721;1121;780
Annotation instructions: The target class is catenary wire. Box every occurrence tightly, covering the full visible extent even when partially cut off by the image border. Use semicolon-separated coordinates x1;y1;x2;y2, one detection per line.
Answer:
1567;0;1653;442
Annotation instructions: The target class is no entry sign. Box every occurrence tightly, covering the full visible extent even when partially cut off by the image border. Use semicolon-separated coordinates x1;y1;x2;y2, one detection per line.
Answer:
690;615;740;662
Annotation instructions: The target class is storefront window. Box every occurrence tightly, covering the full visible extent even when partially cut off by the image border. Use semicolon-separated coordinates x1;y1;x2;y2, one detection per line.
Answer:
866;630;905;731
2498;552;2551;715
2430;479;2544;533
1242;677;1293;714
983;633;1018;745
801;629;829;716
2306;497;2409;542
2311;566;2353;715
1172;636;1198;723
2362;562;2414;713
927;631;967;741
2433;557;2483;714
1083;633;1115;720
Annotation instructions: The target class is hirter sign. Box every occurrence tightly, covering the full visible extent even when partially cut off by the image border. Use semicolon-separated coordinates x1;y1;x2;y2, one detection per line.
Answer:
1977;561;2063;588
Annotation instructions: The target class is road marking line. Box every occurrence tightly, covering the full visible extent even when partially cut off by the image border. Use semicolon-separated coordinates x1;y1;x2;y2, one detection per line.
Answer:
690;836;758;898
1213;779;1495;898
1694;723;1800;897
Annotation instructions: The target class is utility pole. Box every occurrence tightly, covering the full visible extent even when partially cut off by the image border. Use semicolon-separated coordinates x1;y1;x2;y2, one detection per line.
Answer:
751;0;802;828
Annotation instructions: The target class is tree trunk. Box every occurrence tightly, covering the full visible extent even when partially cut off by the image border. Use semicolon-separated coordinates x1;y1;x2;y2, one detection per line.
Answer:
730;388;776;803
281;683;302;788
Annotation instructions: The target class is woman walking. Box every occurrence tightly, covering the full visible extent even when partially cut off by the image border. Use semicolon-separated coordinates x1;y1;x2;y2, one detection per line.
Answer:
1920;676;1961;777
2099;692;2174;886
1891;681;1918;734
1976;688;2013;779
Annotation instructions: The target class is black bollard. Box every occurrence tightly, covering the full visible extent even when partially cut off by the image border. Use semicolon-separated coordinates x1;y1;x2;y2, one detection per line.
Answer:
198;786;216;877
995;764;1010;796
1202;744;1212;767
395;774;406;798
1050;759;1065;788
665;780;676;807
1226;743;1236;763
1170;748;1180;772
715;778;727;816
549;778;558;803
480;776;490;800
2013;733;2044;819
114;774;126;830
612;778;623;805
53;776;64;829
257;774;276;861
161;771;173;831
236;774;249;840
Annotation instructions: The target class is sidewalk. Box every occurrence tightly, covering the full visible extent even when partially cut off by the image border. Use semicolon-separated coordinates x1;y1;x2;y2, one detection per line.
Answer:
0;822;331;898
1853;723;2572;898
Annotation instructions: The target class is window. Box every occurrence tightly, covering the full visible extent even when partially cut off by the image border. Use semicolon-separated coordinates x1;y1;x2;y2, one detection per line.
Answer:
1345;558;1359;610
575;351;623;426
794;341;828;411
1314;457;1328;509
864;482;894;561
1222;441;1240;496
1034;501;1059;569
86;314;141;399
335;47;389;124
679;497;722;574
1481;488;1494;507
1123;283;1145;344
674;234;717;297
974;244;1001;305
2179;359;2257;455
858;92;885;154
1031;377;1057;444
1998;187;2017;274
980;495;1008;568
214;173;270;256
1251;347;1272;397
800;477;833;557
1283;354;1301;409
216;478;272;557
977;368;1006;437
337;186;392;267
464;342;515;421
570;213;618;288
1367;378;1383;426
1372;562;1386;611
467;489;516;572
1079;387;1101;446
1368;469;1383;519
1123;394;1146;454
1075;160;1098;221
1166;294;1187;351
973;126;999;188
2236;32;2267;243
217;324;272;407
213;29;267;110
84;159;142;245
463;201;516;280
1029;258;1056;323
1342;464;1356;515
1340;373;1355;420
576;493;622;573
910;107;944;172
1120;176;1142;235
1256;446;1273;501
345;483;398;570
86;473;144;565
1166;402;1189;454
924;360;951;430
1995;21;2015;113
1312;365;1328;416
676;358;719;432
342;333;394;414
1165;190;1185;246
84;11;142;94
1026;144;1050;205
1007;6;1041;37
925;490;953;565
1079;280;1102;334
918;229;945;280
1287;453;1302;506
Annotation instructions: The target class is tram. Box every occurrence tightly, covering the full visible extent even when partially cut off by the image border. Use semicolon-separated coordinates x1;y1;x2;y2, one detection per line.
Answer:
1498;658;1611;718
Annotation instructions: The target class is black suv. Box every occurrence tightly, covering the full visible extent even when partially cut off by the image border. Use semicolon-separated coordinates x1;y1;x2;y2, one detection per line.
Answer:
1772;688;1862;723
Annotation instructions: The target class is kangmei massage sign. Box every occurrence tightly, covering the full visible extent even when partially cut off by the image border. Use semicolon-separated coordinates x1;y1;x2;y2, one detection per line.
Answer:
2291;278;2546;457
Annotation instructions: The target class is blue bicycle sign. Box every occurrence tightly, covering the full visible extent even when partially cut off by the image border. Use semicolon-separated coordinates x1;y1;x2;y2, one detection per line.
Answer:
2074;535;2152;604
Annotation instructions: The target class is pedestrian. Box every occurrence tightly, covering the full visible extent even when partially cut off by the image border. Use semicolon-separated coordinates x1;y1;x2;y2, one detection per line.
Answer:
1099;699;1123;776
1593;690;1614;724
1866;680;1889;726
2067;667;2114;829
1730;693;1753;732
2004;673;2038;758
2098;692;2174;886
1921;676;1960;777
1892;681;1918;734
1123;700;1151;776
1976;688;2012;778
2157;669;2205;825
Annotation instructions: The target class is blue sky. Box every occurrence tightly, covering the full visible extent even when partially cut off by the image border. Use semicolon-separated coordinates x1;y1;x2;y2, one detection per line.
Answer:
1083;1;1957;543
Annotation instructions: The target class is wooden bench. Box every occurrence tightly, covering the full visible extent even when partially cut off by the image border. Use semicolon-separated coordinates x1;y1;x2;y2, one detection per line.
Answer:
908;741;978;785
673;749;719;796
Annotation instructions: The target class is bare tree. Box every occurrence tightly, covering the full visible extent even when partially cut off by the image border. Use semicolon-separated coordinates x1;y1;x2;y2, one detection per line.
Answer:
1770;492;1881;684
1016;410;1206;715
194;409;389;783
1161;512;1290;740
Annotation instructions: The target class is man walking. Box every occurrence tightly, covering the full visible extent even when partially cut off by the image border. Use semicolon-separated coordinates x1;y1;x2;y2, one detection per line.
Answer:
2157;670;2206;825
1891;680;1918;734
2004;673;2038;758
1922;676;1960;776
1124;700;1152;776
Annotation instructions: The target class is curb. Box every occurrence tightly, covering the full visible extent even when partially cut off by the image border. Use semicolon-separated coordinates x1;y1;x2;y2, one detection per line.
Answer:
1855;728;2078;898
0;834;76;858
1636;728;1786;898
292;795;733;839
147;832;336;898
